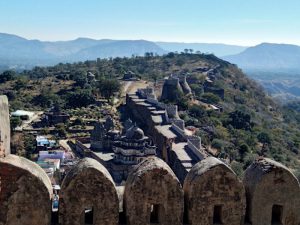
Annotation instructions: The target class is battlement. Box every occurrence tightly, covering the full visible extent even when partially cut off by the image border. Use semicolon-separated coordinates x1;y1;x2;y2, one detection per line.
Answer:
1;154;299;225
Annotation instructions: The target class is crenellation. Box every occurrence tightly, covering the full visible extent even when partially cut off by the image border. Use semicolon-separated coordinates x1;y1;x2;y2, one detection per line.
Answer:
124;157;184;225
243;158;300;225
183;157;246;225
59;157;119;225
0;155;52;225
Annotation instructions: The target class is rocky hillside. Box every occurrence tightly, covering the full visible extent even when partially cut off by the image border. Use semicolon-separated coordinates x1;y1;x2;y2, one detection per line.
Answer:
0;53;299;177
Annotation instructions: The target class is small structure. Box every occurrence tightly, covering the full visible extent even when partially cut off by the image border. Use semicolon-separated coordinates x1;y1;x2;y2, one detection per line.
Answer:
44;105;70;125
90;116;120;151
123;71;138;81
11;110;34;120
36;136;57;151
123;118;133;133
90;122;157;182
87;72;96;83
38;150;65;162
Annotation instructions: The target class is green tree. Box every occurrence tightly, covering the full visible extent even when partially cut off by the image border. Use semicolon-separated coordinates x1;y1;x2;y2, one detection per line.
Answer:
55;123;67;138
0;70;16;83
24;135;36;159
257;132;271;145
201;93;221;104
257;132;271;155
14;77;27;90
189;105;207;118
228;110;252;130
97;79;121;101
239;143;250;160
66;90;95;108
72;71;88;88
32;90;58;108
190;84;203;97
10;117;22;131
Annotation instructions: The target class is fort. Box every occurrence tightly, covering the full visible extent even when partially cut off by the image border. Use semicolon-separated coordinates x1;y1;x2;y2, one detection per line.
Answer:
0;93;300;225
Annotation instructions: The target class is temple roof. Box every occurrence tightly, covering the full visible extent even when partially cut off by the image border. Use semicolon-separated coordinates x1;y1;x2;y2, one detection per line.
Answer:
125;125;145;140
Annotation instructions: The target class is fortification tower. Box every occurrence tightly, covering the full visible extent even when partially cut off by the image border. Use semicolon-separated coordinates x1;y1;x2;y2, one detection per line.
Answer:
160;75;183;102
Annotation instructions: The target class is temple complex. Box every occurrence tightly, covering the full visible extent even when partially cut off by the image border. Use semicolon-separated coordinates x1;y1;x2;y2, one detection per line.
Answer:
0;84;299;225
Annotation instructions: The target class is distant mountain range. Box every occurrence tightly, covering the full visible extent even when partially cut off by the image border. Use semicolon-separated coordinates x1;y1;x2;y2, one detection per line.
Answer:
2;33;300;73
0;33;247;70
2;32;300;101
0;33;167;70
223;43;300;72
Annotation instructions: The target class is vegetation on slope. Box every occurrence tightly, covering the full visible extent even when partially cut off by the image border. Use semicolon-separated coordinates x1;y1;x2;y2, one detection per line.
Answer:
0;52;299;178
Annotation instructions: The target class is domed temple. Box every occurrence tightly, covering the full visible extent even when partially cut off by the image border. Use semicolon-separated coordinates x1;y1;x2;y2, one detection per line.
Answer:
113;124;156;165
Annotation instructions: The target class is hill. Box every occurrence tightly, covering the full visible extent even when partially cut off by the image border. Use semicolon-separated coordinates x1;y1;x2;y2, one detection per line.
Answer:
223;43;300;100
223;43;300;101
156;42;247;56
71;40;166;60
0;33;247;70
223;43;300;71
0;33;166;70
0;53;299;178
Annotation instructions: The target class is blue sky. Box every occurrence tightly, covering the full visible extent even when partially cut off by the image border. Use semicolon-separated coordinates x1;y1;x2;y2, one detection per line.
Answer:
0;0;299;45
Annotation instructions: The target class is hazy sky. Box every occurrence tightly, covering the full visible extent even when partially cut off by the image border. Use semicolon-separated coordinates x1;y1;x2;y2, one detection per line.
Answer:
0;0;300;45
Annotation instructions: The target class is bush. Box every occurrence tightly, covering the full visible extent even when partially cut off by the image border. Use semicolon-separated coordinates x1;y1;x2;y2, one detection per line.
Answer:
201;93;221;104
231;161;244;178
228;110;252;130
0;70;16;83
189;105;206;118
66;90;95;108
10;117;22;130
97;79;121;100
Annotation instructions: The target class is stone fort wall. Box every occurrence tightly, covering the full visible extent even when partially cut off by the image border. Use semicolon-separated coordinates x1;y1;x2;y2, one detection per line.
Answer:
1;96;300;225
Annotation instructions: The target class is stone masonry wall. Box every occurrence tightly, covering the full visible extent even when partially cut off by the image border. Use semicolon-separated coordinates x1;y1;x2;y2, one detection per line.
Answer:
0;96;10;158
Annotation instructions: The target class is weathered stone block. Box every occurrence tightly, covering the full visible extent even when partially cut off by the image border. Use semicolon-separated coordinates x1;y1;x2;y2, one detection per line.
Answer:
0;95;10;157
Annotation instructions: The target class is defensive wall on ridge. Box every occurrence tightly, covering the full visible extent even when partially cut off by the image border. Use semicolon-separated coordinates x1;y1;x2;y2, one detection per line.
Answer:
0;95;300;225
